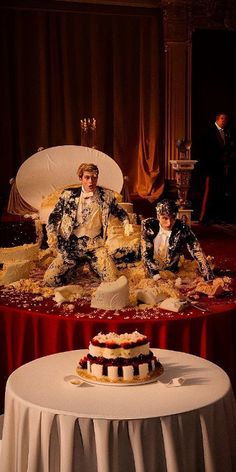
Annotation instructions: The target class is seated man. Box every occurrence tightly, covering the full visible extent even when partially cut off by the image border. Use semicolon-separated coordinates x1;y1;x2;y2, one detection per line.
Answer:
44;163;132;286
141;199;214;281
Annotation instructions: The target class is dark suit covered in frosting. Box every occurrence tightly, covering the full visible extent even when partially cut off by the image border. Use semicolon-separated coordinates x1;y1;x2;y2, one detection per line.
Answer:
141;217;214;281
44;186;129;286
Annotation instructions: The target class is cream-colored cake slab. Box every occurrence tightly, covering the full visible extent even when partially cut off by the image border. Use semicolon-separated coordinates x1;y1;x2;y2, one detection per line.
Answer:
0;260;34;285
0;243;39;263
91;275;129;310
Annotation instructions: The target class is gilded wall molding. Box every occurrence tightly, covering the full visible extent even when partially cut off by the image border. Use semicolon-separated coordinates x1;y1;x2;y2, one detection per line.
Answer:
163;3;192;179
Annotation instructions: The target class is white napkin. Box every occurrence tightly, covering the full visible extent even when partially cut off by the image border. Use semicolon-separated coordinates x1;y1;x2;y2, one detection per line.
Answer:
166;377;185;387
64;375;85;386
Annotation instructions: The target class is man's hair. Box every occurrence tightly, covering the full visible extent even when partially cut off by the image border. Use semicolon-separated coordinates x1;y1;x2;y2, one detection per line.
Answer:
216;112;228;119
156;199;178;218
77;163;99;179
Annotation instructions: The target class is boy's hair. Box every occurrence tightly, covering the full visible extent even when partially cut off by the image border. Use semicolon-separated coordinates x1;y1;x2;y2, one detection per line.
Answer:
156;199;178;218
77;163;99;179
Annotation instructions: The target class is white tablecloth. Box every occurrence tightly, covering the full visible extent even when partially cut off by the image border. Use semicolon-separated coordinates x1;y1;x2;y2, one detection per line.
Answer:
1;349;236;472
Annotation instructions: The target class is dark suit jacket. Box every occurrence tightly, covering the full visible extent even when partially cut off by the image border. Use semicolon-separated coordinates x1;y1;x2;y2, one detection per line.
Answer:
47;186;129;252
201;124;234;178
141;218;214;281
197;123;236;221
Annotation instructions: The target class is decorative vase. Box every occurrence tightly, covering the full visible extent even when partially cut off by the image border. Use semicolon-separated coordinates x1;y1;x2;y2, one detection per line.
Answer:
170;139;197;224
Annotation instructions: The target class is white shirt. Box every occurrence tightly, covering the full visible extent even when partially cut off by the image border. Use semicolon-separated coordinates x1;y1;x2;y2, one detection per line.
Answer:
153;227;171;261
215;122;225;143
73;188;102;239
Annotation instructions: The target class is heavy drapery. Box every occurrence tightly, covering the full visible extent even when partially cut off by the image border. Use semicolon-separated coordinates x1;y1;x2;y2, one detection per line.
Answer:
0;3;164;202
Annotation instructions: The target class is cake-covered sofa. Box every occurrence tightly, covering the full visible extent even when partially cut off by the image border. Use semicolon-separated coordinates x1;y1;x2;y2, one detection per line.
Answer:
1;145;141;285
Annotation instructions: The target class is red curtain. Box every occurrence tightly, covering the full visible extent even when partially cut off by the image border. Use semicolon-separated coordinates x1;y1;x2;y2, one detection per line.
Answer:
0;2;164;201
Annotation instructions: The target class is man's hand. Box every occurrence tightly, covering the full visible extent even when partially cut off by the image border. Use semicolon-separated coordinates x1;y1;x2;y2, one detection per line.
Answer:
124;222;134;236
153;273;161;281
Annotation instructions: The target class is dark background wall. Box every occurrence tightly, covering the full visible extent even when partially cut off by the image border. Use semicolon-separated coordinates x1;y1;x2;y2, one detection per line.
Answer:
192;29;236;140
1;3;236;219
190;28;236;218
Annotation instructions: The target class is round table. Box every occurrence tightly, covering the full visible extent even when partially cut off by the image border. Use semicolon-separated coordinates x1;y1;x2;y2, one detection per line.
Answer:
1;349;236;472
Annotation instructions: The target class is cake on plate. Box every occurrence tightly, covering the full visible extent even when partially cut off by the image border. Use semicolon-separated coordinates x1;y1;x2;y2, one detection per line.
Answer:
77;331;163;383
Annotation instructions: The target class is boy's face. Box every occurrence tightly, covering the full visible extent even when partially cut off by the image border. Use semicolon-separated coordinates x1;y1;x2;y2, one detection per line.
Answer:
158;214;176;231
80;171;98;193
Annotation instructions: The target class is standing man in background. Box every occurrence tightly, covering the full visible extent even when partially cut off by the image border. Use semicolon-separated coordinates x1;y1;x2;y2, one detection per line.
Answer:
198;112;236;224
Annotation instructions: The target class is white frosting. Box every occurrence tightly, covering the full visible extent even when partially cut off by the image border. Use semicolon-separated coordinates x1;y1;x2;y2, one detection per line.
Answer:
158;297;188;312
89;331;149;358
139;363;149;378
91;275;129;310
136;289;169;306
89;343;149;359
136;289;159;306
107;366;118;380
91;364;103;378
92;331;146;344
53;284;83;304
87;361;151;380
122;366;134;380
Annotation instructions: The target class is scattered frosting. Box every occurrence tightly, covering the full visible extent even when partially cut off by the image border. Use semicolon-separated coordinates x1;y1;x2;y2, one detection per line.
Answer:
92;330;147;345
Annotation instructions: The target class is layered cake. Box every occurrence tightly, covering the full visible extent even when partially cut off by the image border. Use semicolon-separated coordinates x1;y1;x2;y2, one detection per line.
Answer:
77;331;163;383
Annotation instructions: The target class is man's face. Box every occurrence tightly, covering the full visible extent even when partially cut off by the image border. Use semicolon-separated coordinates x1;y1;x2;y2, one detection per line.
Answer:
80;171;98;193
216;114;228;129
158;214;176;231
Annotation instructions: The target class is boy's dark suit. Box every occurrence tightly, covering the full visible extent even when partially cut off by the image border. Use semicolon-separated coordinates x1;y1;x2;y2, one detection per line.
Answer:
142;217;213;281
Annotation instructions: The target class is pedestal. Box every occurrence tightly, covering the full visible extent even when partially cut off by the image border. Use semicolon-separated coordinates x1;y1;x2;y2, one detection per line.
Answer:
169;159;197;226
177;208;193;226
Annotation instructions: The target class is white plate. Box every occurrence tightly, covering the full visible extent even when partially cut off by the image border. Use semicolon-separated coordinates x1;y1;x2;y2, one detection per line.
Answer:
16;145;123;211
76;372;163;387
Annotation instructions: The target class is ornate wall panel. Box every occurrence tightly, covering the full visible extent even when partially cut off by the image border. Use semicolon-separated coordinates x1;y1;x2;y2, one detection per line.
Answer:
163;4;192;179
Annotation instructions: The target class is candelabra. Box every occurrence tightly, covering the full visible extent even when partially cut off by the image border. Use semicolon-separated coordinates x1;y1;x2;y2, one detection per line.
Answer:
80;117;97;148
170;139;197;225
